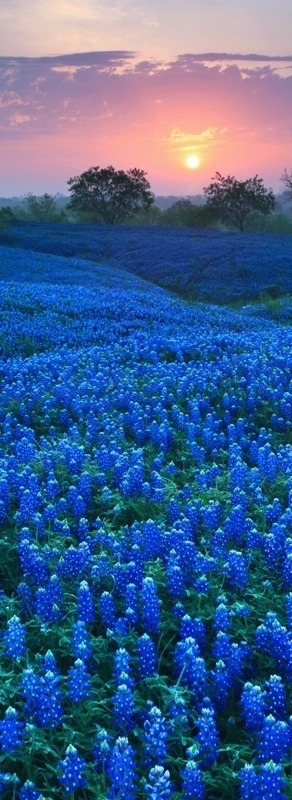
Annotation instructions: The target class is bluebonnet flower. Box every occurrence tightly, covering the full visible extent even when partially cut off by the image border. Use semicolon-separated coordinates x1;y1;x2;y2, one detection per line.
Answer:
224;504;247;545
17;534;35;575
181;760;205;800
258;760;286;799
68;659;91;702
92;727;113;772
35;670;63;729
225;550;248;590
125;583;139;625
229;641;251;684
238;764;260;800
107;737;136;800
18;780;41;800
166;551;185;600
112;684;135;733
174;638;206;699
265;675;287;719
177;538;197;585
142;519;162;560
99;592;117;630
265;498;282;524
141;577;161;635
282;551;292;590
2;772;20;793
255;613;291;676
145;766;173;799
17;580;34;615
71;619;92;662
257;715;291;763
168;696;188;732
180;616;205;649
211;660;231;711
0;707;25;751
77;580;95;623
196;706;219;768
258;444;278;482
114;648;134;688
167;498;181;524
241;682;267;732
202;500;221;531
43;649;59;675
142;705;169;767
194;576;209;594
58;542;90;580
286;592;292;629
22;667;42;717
213;631;232;662
35;584;62;624
137;634;157;679
213;602;230;633
263;533;282;572
58;744;86;794
4;615;26;659
18;486;40;524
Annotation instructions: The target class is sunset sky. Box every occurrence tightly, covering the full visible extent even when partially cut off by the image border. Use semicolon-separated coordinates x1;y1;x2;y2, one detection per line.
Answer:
1;0;292;196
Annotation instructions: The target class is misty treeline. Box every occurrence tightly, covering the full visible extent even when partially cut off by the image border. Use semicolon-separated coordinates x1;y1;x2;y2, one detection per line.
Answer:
1;165;292;233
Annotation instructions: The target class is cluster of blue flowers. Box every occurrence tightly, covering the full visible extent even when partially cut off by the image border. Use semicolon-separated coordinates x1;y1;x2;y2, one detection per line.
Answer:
0;245;291;799
4;221;292;303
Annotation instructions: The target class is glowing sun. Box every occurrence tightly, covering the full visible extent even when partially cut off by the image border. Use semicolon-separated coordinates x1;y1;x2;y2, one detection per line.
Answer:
186;154;200;169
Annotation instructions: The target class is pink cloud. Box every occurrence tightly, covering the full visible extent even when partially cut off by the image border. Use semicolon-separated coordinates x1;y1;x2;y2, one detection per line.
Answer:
0;51;291;194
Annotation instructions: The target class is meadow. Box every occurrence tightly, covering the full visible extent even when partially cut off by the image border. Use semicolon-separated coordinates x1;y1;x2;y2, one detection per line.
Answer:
4;220;292;303
0;230;291;800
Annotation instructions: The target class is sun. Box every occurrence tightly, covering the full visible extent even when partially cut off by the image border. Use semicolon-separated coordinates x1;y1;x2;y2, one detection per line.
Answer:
186;154;200;169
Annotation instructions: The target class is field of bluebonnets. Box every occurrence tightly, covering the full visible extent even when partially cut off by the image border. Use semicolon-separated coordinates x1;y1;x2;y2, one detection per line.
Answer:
4;220;292;302
0;228;291;800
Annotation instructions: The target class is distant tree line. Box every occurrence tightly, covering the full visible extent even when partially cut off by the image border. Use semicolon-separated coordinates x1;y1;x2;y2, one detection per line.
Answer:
1;164;292;233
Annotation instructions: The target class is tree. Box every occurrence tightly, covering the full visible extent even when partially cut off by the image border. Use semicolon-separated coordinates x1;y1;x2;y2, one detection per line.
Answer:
163;199;219;228
67;165;154;225
280;167;292;198
203;172;275;232
0;206;15;233
19;193;67;222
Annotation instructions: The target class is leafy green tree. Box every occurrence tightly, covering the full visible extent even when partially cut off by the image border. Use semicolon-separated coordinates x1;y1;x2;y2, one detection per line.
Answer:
19;193;66;222
203;172;275;231
67;165;154;225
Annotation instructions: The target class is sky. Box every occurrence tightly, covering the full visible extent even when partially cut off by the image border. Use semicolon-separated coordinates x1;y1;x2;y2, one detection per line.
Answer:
1;0;292;196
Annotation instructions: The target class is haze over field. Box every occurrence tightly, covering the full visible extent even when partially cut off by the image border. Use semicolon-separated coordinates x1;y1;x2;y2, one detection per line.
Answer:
0;0;292;196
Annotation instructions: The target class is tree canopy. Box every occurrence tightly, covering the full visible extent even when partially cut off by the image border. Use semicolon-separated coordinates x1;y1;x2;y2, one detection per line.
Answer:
280;167;292;198
67;165;154;225
203;172;275;231
18;193;66;222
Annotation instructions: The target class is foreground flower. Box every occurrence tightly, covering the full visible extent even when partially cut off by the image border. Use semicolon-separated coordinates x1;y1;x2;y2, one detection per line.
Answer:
58;744;86;794
145;765;173;799
107;737;136;800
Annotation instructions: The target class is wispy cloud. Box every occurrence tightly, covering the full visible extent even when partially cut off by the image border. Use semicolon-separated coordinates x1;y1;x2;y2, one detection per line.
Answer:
0;50;291;193
9;113;33;127
159;127;229;152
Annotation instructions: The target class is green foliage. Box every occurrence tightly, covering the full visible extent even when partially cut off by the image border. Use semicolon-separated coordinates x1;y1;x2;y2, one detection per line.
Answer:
17;194;67;223
128;204;163;226
0;206;15;232
67;165;154;225
163;199;219;228
245;211;292;234
203;172;275;231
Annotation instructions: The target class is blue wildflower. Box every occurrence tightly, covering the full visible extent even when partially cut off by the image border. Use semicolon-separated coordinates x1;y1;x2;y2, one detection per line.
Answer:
58;744;86;794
